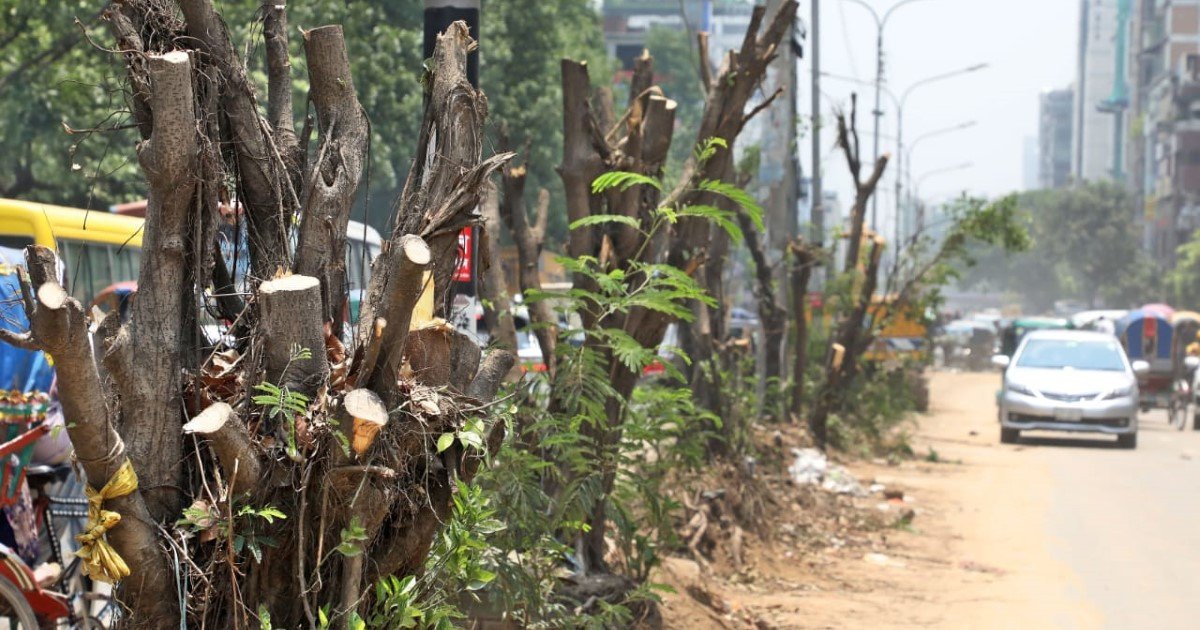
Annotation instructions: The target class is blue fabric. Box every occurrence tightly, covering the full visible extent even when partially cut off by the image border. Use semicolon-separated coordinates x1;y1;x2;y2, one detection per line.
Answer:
1115;309;1173;361
0;270;53;392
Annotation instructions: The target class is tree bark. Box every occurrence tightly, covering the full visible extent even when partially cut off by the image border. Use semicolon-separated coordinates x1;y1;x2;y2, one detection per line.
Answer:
19;251;176;627
478;182;518;353
553;1;798;571
500;160;556;372
259;274;329;395
21;12;519;627
738;207;786;385
182;402;263;496
788;240;818;423
294;25;369;333
105;50;198;521
179;0;295;281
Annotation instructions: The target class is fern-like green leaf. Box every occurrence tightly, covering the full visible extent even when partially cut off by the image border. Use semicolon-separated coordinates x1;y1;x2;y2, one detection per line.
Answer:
677;204;742;241
698;179;764;231
569;214;641;231
591;171;664;194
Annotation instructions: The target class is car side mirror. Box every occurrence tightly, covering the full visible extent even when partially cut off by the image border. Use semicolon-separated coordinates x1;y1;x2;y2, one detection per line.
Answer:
1187;356;1200;370
1131;360;1150;375
990;354;1010;369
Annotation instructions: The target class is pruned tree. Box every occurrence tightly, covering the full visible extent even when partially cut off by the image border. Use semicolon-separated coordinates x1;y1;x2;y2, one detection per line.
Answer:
497;130;557;372
8;3;513;627
808;100;889;450
805;98;1027;450
512;1;798;571
788;238;821;422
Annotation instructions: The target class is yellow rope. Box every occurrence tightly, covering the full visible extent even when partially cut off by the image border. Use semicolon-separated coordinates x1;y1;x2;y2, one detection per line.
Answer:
76;459;138;583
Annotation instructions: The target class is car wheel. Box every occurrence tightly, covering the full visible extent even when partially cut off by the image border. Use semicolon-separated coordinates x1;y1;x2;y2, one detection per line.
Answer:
1000;427;1019;444
1117;432;1138;449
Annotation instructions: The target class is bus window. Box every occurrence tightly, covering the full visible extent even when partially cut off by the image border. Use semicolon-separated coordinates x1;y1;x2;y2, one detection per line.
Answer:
113;246;140;281
59;241;132;306
84;244;111;305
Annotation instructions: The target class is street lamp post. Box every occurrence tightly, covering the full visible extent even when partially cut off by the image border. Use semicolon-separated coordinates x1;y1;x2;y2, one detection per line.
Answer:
904;120;977;205
840;0;932;230
912;161;973;233
892;63;986;249
821;63;986;253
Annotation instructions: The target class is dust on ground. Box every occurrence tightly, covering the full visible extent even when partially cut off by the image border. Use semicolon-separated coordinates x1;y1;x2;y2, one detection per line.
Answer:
656;371;1100;629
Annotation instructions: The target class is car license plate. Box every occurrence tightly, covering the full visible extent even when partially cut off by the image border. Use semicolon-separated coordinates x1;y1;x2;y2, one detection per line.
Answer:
1054;407;1083;421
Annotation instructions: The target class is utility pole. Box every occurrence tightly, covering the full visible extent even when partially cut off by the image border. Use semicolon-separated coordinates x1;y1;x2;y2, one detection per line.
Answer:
811;0;823;245
765;0;801;257
424;1;479;87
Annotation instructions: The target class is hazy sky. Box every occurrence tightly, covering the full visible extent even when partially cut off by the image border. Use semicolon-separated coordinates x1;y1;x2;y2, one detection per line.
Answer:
813;0;1080;229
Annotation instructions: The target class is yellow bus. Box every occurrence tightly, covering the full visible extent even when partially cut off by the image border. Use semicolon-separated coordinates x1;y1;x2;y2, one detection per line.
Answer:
0;199;144;305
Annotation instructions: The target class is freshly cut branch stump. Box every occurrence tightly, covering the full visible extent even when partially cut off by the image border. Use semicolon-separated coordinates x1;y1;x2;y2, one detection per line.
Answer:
259;274;327;395
183;403;262;495
367;235;432;403
339;388;389;455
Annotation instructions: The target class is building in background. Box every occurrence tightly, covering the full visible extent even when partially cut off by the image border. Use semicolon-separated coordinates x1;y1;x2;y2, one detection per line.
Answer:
1127;0;1200;266
1039;88;1075;189
602;0;803;298
1074;0;1122;182
1023;136;1040;190
602;0;755;77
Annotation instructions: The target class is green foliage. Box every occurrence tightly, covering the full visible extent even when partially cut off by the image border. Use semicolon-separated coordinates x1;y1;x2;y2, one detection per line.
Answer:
252;381;309;461
959;182;1155;311
454;150;749;625
825;366;921;456
484;0;610;244
0;1;419;218
334;516;369;558
435;417;486;454
1172;233;1200;308
177;502;285;565
590;171;664;194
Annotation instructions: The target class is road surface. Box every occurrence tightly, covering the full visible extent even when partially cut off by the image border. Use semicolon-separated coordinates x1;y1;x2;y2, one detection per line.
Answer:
659;370;1200;629
915;370;1200;629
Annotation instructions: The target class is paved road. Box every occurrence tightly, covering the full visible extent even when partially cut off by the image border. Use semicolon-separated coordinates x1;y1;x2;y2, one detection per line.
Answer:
1037;410;1200;630
928;371;1200;630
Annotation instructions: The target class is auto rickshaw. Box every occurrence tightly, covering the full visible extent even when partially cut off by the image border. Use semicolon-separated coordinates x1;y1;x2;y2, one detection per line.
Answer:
1118;309;1188;427
1171;311;1200;430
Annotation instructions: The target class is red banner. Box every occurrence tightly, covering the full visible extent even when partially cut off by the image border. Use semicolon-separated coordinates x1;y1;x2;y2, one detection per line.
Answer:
454;227;473;282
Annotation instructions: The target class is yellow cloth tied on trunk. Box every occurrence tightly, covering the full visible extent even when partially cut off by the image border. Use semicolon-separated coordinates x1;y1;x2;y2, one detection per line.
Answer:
76;459;138;583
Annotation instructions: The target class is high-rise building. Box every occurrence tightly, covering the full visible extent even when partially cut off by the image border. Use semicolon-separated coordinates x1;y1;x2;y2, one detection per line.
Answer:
1073;0;1122;182
1128;0;1200;265
1039;88;1075;189
1023;136;1040;191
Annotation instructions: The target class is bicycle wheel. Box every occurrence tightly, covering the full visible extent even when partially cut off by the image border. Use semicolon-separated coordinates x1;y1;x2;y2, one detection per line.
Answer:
0;574;38;629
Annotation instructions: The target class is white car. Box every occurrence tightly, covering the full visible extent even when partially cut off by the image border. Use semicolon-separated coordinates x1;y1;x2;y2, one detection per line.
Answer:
993;329;1146;449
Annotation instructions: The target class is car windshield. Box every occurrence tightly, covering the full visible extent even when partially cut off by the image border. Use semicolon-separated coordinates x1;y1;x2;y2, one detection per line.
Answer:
1015;338;1126;371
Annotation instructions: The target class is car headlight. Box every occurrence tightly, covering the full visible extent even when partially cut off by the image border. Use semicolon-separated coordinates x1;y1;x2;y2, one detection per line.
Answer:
1008;383;1036;397
1101;385;1134;400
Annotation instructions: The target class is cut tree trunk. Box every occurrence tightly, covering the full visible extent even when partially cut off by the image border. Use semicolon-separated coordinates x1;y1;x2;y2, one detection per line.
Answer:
17;11;516;627
554;2;798;571
788;239;818;424
500;160;556;373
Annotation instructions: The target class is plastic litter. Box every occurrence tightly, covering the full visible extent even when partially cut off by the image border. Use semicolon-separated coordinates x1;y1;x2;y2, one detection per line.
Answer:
788;448;867;496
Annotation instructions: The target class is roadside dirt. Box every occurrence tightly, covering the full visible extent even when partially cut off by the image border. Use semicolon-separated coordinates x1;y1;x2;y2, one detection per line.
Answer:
657;371;1101;629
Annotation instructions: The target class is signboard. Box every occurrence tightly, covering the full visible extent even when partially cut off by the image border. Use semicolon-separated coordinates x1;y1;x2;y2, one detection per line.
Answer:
454;226;473;283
